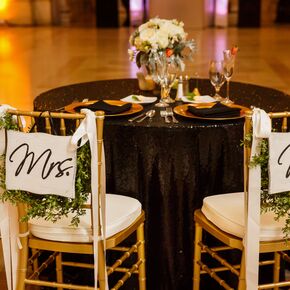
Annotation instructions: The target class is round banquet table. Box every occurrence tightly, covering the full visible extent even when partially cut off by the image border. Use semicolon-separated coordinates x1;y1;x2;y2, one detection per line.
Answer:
34;79;290;290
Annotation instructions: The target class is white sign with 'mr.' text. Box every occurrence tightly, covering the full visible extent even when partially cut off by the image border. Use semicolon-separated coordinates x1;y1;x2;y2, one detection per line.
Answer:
5;130;77;198
269;132;290;194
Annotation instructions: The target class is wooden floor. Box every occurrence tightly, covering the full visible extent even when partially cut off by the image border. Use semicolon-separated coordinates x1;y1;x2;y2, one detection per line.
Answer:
0;24;290;111
1;24;290;289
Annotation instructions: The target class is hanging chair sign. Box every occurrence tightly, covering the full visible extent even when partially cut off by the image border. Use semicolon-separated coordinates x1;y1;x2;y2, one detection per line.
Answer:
5;130;77;198
269;132;290;194
0;129;5;155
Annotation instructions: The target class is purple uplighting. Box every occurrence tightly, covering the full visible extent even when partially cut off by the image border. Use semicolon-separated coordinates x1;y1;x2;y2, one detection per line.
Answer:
130;0;143;12
215;0;229;27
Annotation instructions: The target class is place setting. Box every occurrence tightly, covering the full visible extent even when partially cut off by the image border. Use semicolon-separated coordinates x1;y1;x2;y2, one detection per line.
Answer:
173;102;247;120
173;45;248;120
64;99;143;117
62;94;159;118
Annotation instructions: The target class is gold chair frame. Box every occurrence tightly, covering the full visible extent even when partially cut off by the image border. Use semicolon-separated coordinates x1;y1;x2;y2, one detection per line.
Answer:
6;110;146;290
193;110;290;290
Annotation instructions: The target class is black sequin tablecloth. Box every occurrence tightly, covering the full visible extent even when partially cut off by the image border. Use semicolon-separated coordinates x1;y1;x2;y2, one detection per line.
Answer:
34;79;290;290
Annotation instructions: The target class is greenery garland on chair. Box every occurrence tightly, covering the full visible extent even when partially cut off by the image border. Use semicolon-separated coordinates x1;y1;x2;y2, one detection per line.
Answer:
244;134;290;237
0;113;91;226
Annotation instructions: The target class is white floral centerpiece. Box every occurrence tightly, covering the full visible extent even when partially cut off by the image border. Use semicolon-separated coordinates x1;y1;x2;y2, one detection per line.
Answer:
128;17;196;73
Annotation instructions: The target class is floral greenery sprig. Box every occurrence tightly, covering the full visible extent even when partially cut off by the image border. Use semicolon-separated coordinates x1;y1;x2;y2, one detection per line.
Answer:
0;114;91;227
243;134;290;237
0;113;18;130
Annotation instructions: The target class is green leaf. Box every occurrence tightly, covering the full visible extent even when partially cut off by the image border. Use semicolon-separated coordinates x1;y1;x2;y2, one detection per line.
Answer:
185;92;196;101
136;51;149;69
132;95;140;101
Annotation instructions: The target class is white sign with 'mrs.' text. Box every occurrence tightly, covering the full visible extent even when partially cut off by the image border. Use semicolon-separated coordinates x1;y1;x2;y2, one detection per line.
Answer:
5;130;77;198
269;132;290;194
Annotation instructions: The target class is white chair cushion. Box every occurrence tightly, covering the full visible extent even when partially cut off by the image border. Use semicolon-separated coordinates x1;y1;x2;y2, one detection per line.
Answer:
29;194;142;243
201;192;286;241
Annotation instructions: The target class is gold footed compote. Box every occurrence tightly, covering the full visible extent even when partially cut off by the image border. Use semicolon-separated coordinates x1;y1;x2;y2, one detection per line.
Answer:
152;52;178;107
157;73;176;107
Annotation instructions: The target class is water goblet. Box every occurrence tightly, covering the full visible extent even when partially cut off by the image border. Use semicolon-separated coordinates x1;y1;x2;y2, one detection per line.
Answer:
222;49;235;104
209;60;225;101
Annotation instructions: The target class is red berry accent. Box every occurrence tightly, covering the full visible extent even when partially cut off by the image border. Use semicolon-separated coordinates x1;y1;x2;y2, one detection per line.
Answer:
231;45;239;56
166;48;174;57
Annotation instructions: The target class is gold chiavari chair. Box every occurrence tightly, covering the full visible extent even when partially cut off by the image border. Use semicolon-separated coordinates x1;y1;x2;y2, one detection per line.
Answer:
5;110;146;290
193;110;290;290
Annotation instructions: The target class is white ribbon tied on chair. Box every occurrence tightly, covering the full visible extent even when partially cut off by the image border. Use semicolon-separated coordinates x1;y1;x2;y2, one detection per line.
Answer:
71;109;108;290
244;108;271;290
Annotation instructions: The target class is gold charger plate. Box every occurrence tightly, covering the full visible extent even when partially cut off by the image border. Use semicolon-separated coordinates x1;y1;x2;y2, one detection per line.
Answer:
173;103;248;120
65;100;143;117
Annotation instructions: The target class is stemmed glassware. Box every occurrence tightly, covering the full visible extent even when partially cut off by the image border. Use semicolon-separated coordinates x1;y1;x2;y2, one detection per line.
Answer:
152;52;178;107
222;49;235;104
209;60;225;101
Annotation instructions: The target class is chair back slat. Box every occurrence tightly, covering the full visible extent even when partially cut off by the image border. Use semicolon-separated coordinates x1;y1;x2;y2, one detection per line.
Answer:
282;117;288;132
17;116;24;132
75;118;80;129
30;117;37;132
244;110;252;200
45;117;52;134
60;118;66;136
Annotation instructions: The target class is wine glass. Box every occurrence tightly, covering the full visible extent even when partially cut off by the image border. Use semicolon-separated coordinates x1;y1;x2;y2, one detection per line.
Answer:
209;60;225;101
152;52;178;107
222;50;235;104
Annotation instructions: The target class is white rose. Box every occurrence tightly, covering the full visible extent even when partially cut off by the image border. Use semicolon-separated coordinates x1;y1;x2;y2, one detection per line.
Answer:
151;29;169;49
150;17;163;27
160;21;185;39
138;21;150;32
139;28;156;43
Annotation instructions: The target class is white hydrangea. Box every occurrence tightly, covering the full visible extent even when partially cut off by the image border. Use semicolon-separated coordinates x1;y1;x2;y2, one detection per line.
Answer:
159;21;185;40
154;29;170;49
139;28;156;43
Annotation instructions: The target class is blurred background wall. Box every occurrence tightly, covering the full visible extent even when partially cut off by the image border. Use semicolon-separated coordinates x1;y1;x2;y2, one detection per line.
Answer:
0;0;288;28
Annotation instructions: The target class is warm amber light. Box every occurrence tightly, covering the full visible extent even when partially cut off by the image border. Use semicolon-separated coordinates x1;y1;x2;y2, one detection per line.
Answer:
0;0;8;11
0;36;11;56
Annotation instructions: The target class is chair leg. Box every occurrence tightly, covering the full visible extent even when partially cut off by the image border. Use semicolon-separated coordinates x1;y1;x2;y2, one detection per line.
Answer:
98;239;107;290
273;252;280;290
137;222;146;290
16;244;29;290
238;249;246;290
56;252;63;290
193;221;202;290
